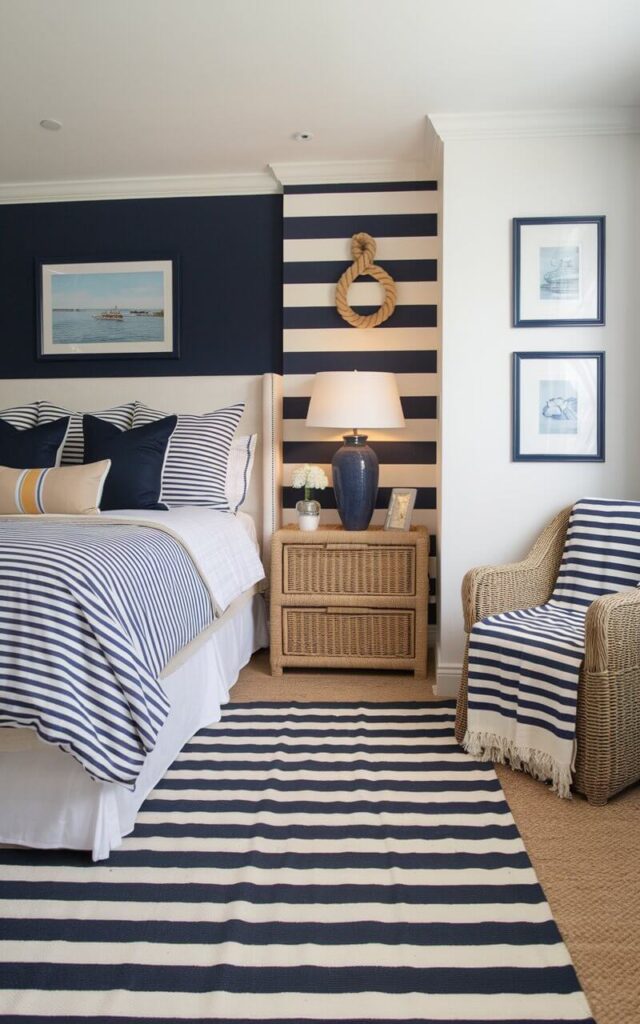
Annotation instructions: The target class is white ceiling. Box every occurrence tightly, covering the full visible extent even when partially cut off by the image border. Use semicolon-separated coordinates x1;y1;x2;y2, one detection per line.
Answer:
1;0;639;187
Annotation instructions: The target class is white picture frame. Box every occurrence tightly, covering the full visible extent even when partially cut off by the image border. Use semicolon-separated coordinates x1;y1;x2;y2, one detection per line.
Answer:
383;487;417;531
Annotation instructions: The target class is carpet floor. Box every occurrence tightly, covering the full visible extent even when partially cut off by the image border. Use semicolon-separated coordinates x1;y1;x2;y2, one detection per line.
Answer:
497;763;640;1024
234;653;639;1024
0;700;593;1023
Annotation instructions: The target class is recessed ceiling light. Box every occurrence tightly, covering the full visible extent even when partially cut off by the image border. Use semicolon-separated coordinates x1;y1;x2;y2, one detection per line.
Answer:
39;119;62;131
293;130;313;142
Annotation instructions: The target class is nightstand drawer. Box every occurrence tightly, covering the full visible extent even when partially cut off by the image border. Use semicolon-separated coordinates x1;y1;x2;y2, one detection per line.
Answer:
283;543;416;597
282;607;415;660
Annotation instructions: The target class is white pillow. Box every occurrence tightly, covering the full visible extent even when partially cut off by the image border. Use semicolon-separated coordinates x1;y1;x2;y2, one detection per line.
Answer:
38;401;135;465
133;401;244;510
226;434;257;513
0;403;39;430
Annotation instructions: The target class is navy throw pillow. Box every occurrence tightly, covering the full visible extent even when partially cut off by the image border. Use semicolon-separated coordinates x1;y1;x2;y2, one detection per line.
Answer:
83;414;177;511
0;417;70;468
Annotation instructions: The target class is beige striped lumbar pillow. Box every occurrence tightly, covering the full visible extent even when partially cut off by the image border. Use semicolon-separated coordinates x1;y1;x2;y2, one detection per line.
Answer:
0;461;111;515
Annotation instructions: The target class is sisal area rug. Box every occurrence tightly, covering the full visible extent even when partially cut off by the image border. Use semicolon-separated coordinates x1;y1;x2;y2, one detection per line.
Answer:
0;701;593;1023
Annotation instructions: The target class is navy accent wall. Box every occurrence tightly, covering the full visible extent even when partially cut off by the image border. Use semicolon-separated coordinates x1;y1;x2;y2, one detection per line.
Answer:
0;194;282;378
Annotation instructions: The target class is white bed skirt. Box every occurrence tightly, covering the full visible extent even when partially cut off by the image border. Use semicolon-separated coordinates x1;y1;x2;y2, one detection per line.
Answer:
0;594;268;860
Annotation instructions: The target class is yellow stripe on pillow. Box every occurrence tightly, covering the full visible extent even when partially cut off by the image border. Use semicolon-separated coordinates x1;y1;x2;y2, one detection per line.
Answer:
0;461;111;516
17;468;45;514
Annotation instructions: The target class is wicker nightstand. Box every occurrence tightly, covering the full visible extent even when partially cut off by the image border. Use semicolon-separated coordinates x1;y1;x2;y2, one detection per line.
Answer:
270;525;428;677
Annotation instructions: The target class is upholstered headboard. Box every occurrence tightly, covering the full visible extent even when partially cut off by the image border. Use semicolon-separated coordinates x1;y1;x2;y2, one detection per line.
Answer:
0;373;283;561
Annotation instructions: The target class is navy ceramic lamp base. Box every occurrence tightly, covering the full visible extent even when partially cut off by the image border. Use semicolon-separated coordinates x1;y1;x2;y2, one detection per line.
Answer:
331;434;379;531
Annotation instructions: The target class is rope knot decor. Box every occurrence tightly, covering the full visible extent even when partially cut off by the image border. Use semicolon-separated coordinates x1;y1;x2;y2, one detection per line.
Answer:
335;232;397;329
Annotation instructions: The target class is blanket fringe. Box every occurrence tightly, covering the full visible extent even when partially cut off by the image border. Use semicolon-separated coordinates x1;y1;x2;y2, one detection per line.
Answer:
463;730;572;799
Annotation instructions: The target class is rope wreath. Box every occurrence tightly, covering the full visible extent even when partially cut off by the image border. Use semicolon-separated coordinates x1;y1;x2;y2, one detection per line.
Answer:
335;233;397;329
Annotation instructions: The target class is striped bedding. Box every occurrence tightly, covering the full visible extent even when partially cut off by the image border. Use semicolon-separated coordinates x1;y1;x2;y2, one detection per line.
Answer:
0;510;265;788
464;498;640;796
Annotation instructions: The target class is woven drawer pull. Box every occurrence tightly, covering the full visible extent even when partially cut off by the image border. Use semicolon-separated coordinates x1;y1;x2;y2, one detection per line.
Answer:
326;607;380;614
326;543;369;550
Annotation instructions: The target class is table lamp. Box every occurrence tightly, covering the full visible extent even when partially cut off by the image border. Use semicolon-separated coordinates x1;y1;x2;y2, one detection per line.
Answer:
306;370;404;530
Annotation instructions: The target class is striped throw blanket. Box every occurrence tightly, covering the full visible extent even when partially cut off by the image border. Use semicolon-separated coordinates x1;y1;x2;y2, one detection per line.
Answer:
464;498;640;796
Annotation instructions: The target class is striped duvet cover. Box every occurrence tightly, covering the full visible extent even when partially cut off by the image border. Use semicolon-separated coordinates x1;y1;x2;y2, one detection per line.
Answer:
0;510;265;788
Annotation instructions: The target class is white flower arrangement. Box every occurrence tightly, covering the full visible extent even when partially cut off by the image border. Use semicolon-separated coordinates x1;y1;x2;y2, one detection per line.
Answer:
291;463;328;500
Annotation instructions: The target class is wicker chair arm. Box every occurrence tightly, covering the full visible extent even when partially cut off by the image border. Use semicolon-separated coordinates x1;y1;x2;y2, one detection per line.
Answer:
584;589;640;675
461;506;571;632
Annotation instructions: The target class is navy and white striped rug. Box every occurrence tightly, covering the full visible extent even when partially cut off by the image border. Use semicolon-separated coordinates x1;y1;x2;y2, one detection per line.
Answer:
0;702;593;1023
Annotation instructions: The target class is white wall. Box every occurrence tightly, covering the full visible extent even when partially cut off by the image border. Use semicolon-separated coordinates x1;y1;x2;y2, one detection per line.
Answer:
436;130;640;693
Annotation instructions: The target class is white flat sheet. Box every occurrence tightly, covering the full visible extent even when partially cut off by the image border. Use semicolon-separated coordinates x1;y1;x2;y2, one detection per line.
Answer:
87;506;266;613
236;509;259;551
0;593;268;860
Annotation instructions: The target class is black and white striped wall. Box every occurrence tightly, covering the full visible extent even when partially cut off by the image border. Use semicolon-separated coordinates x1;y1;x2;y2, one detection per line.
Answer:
278;178;439;623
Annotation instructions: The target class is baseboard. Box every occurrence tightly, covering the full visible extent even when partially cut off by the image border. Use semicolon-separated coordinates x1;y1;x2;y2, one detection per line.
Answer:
434;662;463;698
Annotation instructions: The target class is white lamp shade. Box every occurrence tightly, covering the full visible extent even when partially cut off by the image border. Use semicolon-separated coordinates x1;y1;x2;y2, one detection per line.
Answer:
306;371;405;430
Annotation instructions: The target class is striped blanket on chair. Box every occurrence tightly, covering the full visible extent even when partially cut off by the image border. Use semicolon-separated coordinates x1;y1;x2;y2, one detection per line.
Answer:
464;498;640;796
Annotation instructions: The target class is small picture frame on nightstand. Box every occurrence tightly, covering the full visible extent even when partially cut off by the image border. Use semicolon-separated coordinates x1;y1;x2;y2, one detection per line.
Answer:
383;487;417;531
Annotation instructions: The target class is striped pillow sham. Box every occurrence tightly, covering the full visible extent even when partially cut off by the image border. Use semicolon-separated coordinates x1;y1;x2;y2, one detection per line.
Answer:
226;433;257;513
38;401;135;465
0;461;111;515
133;402;244;510
0;403;39;430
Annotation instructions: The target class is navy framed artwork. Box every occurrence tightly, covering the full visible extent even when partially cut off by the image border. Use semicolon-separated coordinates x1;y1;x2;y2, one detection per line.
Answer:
512;217;605;327
36;256;180;361
512;351;605;462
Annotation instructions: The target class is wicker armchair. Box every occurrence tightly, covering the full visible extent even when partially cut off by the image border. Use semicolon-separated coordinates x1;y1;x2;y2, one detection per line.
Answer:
455;506;640;805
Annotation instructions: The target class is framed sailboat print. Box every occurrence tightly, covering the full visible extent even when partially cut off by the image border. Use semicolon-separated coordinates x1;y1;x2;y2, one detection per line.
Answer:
36;257;180;360
512;217;605;327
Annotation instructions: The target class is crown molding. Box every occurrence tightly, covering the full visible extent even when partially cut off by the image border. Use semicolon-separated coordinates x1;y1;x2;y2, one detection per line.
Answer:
429;107;640;142
0;170;280;205
423;118;443;180
269;159;430;187
0;158;438;204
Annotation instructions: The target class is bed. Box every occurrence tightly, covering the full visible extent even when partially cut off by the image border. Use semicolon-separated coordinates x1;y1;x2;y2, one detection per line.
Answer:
0;373;283;859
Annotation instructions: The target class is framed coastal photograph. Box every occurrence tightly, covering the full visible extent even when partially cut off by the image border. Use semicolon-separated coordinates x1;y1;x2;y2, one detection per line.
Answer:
383;487;417;531
36;258;179;360
512;217;605;327
512;352;605;462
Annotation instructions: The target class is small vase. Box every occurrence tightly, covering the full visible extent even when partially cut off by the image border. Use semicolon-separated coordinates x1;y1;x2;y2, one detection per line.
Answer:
296;498;321;532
